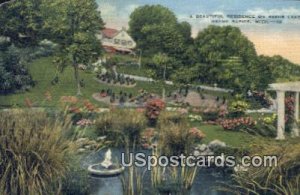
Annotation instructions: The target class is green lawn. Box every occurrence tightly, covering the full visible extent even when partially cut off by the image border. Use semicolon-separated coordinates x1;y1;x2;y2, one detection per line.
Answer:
198;124;273;148
0;56;284;148
117;64;151;77
0;57;176;108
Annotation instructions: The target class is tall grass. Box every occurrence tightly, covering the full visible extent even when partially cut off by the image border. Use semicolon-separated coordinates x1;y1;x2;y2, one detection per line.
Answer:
222;140;300;194
95;109;146;147
151;111;199;194
0;110;74;195
96;109;147;194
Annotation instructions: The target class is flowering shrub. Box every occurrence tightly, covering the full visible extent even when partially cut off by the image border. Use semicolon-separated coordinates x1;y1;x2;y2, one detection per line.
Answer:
76;119;94;127
285;96;295;131
188;127;205;140
220;117;256;131
221;116;277;137
145;99;166;126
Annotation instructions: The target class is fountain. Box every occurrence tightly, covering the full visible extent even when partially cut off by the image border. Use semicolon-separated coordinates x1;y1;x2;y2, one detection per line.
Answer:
88;149;125;177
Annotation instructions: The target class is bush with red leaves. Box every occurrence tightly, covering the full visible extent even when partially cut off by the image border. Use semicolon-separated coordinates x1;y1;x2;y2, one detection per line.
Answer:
220;117;256;131
145;98;165;119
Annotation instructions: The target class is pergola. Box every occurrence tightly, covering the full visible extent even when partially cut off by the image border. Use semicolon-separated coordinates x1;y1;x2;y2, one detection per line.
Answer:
269;81;300;140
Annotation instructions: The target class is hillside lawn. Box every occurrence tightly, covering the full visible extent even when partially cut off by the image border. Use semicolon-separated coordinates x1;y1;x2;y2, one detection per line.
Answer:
0;57;176;108
0;56;286;148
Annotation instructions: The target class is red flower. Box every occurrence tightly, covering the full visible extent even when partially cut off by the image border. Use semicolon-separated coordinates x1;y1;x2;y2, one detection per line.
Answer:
145;98;165;119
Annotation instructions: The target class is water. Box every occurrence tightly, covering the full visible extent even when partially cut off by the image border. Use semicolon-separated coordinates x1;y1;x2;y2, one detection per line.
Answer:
82;148;232;195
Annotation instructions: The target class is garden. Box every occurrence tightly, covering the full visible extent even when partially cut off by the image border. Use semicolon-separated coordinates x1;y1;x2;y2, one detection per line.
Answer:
1;1;300;195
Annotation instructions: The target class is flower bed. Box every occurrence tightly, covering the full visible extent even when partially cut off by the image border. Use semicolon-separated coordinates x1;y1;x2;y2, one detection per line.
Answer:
96;73;136;87
220;117;256;131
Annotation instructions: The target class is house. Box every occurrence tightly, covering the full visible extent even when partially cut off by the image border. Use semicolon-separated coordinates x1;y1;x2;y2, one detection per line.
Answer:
97;27;136;54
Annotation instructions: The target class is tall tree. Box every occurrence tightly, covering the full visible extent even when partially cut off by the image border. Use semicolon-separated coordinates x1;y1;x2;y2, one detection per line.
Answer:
177;21;193;45
43;0;104;95
129;5;188;57
129;5;177;48
0;0;44;46
194;25;258;90
195;25;257;65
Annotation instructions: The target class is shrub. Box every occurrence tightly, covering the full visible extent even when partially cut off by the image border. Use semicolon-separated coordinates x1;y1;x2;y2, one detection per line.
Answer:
220;117;256;131
158;111;188;125
201;111;219;122
0;45;35;94
220;116;277;137
158;113;205;156
0;110;74;195
247;91;273;109
95;109;146;147
228;100;249;118
145;98;166;126
189;114;202;122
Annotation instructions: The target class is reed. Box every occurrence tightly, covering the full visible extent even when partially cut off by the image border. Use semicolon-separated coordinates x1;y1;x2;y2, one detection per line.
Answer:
0;109;74;195
120;141;146;195
222;140;300;194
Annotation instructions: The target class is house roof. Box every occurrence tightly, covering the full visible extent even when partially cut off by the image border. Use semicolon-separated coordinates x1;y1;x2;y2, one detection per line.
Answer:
102;28;119;38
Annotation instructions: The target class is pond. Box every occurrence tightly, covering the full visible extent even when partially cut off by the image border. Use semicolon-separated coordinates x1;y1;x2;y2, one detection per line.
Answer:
82;148;233;195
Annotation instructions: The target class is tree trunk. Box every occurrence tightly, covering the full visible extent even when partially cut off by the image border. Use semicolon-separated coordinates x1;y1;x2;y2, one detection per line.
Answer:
162;63;166;100
73;64;82;96
162;87;166;100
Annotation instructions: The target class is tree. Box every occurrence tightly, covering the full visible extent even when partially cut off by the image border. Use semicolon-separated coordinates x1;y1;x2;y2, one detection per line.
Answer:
177;21;193;45
129;5;189;57
195;25;257;65
129;5;177;48
258;55;300;81
194;25;258;90
43;0;104;95
0;0;44;46
140;24;185;57
0;43;34;94
152;53;171;99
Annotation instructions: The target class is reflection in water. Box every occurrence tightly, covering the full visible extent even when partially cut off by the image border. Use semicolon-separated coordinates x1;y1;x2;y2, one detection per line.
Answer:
82;148;232;195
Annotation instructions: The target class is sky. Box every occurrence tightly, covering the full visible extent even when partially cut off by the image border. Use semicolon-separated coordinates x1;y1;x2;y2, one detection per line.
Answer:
97;0;300;64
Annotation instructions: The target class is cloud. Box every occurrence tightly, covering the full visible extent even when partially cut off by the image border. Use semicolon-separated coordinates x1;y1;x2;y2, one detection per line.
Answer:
98;2;117;18
124;4;139;16
246;7;300;16
97;2;139;29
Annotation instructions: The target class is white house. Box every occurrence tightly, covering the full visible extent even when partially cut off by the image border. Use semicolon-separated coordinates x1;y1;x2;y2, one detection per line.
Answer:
97;27;136;54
